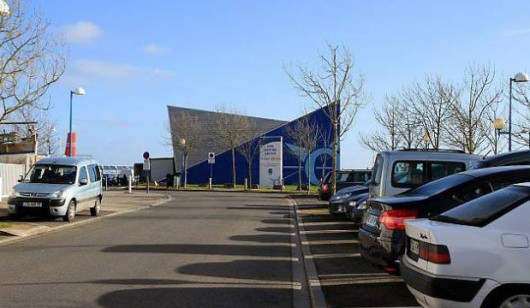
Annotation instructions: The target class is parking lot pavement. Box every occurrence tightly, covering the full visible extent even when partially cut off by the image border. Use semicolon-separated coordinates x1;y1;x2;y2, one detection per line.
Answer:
291;196;419;308
0;190;170;243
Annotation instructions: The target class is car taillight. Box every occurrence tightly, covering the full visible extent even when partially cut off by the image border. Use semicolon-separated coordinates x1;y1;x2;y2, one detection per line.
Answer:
322;184;328;192
418;242;451;264
378;208;419;230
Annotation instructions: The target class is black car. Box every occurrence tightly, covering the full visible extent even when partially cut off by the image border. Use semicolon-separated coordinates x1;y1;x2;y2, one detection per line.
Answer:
472;149;530;169
328;185;369;215
345;192;369;222
359;166;530;273
319;169;371;201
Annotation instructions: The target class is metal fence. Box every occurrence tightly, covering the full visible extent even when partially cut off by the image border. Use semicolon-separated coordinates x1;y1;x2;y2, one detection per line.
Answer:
0;163;25;199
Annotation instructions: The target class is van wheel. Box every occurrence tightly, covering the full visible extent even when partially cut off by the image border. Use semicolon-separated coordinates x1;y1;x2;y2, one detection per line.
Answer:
90;198;101;217
63;200;76;222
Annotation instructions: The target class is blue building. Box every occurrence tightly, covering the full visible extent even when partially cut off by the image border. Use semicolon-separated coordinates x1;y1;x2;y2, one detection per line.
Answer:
167;105;337;186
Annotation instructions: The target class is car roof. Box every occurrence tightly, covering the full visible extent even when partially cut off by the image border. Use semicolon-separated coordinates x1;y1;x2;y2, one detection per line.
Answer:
378;150;481;160
460;165;530;178
480;149;530;166
35;157;98;166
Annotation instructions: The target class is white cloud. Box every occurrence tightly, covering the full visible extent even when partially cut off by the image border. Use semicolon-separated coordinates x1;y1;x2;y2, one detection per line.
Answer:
61;21;103;45
143;44;172;55
64;59;176;84
503;28;530;37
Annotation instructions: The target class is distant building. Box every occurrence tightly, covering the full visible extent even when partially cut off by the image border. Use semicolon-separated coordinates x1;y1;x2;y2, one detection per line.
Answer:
167;105;338;186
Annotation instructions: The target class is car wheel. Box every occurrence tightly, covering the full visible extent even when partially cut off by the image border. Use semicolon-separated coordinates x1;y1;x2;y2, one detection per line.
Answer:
486;288;530;308
63;200;76;222
90;198;101;217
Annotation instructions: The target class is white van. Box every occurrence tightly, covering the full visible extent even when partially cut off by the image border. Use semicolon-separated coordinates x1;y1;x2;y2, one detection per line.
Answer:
8;157;103;222
369;150;480;198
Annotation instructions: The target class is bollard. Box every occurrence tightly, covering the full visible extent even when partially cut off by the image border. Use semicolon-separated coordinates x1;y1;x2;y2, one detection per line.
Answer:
244;178;248;191
209;177;212;190
128;175;132;194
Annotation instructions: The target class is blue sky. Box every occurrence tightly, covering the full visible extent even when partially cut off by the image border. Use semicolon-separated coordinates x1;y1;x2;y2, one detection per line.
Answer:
29;0;530;166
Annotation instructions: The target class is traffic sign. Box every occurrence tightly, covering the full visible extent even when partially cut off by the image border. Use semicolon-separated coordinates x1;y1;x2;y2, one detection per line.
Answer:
143;151;150;159
143;158;150;170
208;152;215;164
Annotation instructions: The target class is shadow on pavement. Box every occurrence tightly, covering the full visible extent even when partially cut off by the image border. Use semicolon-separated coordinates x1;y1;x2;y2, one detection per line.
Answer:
177;259;292;281
260;219;293;225
255;227;293;233
229;234;292;244
98;287;291;308
102;244;290;257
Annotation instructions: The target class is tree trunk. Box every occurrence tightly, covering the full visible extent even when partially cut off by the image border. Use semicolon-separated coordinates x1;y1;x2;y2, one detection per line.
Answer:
307;150;311;195
298;148;302;190
332;121;338;194
231;147;236;188
184;154;188;189
248;162;252;189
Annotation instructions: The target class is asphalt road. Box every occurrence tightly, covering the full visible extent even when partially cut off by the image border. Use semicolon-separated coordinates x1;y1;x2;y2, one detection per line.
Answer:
0;191;300;308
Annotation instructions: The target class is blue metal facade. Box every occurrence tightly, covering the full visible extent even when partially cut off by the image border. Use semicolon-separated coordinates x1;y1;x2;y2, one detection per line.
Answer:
185;107;338;185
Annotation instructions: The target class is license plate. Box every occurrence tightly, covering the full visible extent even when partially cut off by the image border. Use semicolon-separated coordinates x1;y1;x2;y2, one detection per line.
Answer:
365;214;378;227
410;238;420;255
23;202;42;208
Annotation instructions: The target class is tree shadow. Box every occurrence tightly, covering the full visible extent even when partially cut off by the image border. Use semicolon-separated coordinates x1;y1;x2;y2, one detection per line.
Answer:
102;244;290;258
229;234;292;244
98;287;292;308
177;259;292;282
255;227;293;233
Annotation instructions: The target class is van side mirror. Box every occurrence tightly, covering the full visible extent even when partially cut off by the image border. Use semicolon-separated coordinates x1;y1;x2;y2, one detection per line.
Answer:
79;178;88;186
17;175;23;182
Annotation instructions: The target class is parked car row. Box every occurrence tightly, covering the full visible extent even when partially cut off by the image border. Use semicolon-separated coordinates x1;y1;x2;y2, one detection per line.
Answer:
324;149;530;307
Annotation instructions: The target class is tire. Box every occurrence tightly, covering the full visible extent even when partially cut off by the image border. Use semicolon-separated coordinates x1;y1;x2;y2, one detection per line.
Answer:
484;287;530;308
63;200;76;222
90;197;101;217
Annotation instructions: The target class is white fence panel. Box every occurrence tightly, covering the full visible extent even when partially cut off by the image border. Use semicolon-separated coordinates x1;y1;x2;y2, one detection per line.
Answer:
0;163;25;198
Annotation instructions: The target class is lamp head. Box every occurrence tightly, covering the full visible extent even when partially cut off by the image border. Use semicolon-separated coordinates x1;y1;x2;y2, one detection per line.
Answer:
422;133;431;143
179;138;186;147
0;0;10;17
513;72;529;83
493;118;506;130
72;87;86;95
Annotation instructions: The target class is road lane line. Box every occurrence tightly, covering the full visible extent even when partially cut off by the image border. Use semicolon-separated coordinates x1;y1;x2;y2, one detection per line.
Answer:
300;229;358;234
305;253;361;259
299;221;354;227
302;239;359;245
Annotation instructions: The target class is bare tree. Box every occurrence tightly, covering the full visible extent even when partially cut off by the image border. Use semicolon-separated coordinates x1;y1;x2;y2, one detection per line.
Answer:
0;1;66;122
286;44;365;194
403;75;457;150
360;95;401;152
316;125;331;181
285;116;319;191
482;100;505;155
446;65;503;154
215;104;250;188
237;118;260;189
513;82;530;149
165;112;204;188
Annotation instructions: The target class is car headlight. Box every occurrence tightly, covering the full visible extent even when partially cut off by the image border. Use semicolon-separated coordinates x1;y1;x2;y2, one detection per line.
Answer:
50;190;65;199
357;201;368;210
348;201;357;207
10;191;22;198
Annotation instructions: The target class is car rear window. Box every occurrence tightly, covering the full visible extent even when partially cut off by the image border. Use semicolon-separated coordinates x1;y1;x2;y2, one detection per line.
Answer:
392;161;466;188
432;185;530;227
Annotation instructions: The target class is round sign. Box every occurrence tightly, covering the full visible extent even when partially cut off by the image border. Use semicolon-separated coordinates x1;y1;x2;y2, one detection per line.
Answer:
143;151;150;159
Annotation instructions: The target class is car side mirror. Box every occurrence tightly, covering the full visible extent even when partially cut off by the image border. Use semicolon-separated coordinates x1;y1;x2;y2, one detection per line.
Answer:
17;175;23;182
79;178;88;186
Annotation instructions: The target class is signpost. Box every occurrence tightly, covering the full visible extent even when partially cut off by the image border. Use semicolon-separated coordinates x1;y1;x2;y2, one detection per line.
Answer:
143;151;150;193
208;152;215;190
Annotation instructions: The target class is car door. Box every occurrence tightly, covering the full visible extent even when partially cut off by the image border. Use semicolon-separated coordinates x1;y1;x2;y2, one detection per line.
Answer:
76;166;91;210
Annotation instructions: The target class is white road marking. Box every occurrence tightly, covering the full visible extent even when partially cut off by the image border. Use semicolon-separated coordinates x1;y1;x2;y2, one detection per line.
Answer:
305;253;361;259
300;229;357;234
302;239;359;245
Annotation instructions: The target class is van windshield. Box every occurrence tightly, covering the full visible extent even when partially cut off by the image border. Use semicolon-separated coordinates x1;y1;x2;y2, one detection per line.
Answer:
24;164;77;184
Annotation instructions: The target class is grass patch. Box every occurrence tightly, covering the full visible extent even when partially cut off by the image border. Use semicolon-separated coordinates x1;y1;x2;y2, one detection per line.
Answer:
0;222;13;229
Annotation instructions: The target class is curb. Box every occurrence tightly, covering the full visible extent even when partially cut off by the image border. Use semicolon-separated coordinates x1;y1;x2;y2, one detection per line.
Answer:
0;193;172;247
289;196;328;308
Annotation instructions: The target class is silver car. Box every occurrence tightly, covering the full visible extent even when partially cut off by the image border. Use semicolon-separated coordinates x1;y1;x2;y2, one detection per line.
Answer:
8;157;103;222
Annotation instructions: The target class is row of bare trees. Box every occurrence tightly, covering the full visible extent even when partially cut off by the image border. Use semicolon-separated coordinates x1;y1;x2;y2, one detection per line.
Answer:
361;65;506;156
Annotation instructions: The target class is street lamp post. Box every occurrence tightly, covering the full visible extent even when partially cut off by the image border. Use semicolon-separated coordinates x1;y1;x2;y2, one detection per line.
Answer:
179;138;186;188
68;87;85;156
508;72;529;151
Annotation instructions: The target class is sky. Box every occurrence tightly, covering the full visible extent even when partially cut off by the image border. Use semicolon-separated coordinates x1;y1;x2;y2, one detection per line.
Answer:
27;0;530;167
